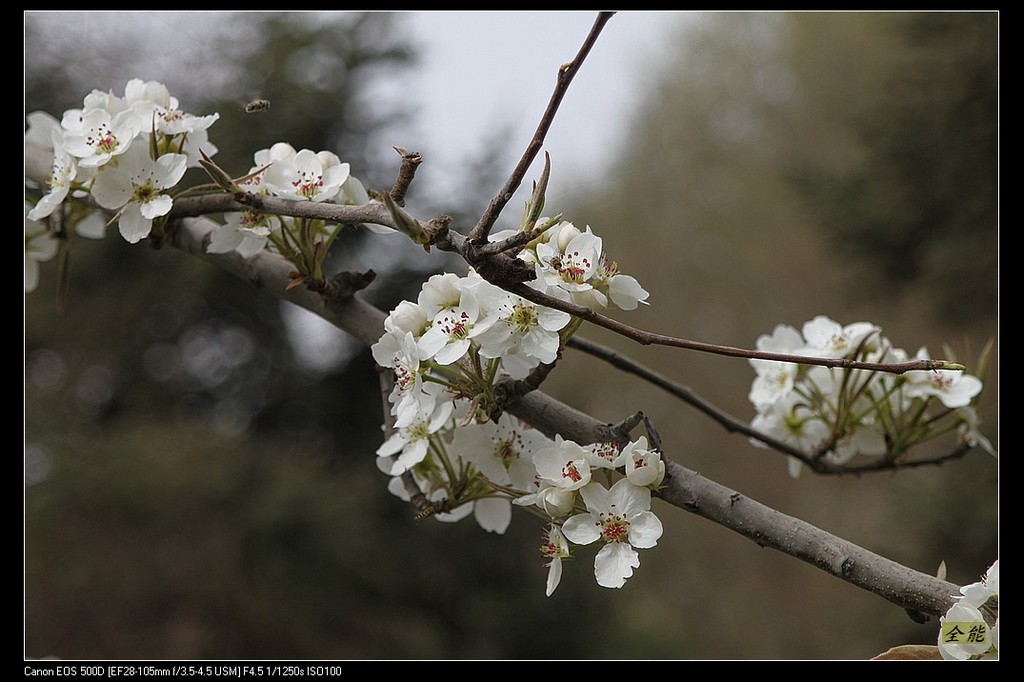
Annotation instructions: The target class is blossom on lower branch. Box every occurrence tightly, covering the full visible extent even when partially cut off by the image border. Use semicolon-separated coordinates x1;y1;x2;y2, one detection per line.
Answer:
746;315;991;477
560;478;664;589
540;524;571;597
369;217;656;595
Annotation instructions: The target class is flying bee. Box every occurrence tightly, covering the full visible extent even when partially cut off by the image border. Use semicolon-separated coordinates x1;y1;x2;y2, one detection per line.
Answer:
243;98;270;114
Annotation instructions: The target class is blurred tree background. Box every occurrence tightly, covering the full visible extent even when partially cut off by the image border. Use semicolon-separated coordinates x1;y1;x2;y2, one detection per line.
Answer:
25;11;997;659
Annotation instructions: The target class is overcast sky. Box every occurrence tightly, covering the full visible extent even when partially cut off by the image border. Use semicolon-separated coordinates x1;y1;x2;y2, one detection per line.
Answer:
400;11;687;206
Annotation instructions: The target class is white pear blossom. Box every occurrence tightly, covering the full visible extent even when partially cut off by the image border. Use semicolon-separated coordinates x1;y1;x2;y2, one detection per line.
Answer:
588;256;650;310
799;315;879;359
619;436;666;488
255;141;299;167
540;220;582;252
938;602;995;660
385;450;511;534
464;497;512;534
529;223;648;311
746;318;991;474
956;407;996;457
960;560;998;609
206;210;278;258
748;359;798;412
382;300;430;340
376;398;455;475
176;126;220;168
512;481;576;518
750;391;830;478
62;107;141;168
83;87;131;115
27;131;77;221
25;202;59;293
207;150;276;250
416;286;495;365
206;163;280;258
473;280;571;378
533;436;593;491
584;441;623;470
535;227;603;298
25;110;62;149
416;272;465;319
431;490;510;534
385;470;471;524
539;524;571;597
123;79;174;117
829;423;887;465
451;413;550;489
561;479;663;589
756;323;804;355
904;347;983;409
263;148;349;202
90;143;188;243
74;212;108;240
748;324;804;410
372;330;428;421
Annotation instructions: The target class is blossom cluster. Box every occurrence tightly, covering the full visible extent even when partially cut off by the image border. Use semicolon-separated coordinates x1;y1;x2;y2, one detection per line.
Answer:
25;79;376;293
372;222;660;594
25;79;219;264
205;142;379;277
747;315;992;477
492;220;650;312
938;560;998;660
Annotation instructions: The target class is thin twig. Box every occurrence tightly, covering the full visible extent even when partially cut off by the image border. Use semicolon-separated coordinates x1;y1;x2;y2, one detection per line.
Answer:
567;335;975;473
512;284;957;374
568;335;785;442
467;11;616;244
389;147;423;207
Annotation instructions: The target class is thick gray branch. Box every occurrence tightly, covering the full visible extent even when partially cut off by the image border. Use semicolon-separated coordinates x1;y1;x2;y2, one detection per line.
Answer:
168;216;386;347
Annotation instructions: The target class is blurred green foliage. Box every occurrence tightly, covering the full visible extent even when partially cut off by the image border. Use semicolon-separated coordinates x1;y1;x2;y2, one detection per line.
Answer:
25;11;997;660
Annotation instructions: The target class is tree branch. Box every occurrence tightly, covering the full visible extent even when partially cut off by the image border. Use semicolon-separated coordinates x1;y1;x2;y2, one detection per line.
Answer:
388;146;422;207
169;191;399;230
507;283;957;373
467;11;615;243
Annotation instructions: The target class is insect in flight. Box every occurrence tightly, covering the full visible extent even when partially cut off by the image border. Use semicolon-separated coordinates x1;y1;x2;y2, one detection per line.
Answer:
243;98;271;114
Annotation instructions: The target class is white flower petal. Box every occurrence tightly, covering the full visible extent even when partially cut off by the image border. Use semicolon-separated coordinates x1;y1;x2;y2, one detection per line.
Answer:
139;194;173;219
626;511;663;549
593;542;639;589
473;497;512;534
561;513;601;545
545;557;563;597
117;205;152;243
